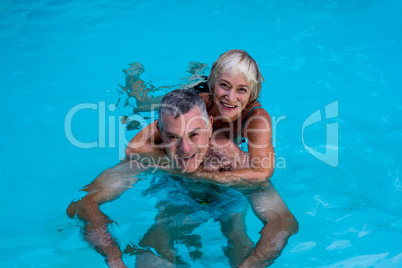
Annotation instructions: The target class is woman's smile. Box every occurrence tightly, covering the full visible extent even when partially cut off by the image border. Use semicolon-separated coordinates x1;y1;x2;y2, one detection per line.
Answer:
220;101;238;110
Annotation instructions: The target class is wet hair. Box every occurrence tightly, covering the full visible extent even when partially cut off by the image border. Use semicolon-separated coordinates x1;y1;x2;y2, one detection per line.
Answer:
157;89;209;132
207;49;264;104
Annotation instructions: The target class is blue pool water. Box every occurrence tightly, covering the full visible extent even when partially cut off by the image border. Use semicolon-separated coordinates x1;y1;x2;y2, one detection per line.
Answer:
1;0;401;267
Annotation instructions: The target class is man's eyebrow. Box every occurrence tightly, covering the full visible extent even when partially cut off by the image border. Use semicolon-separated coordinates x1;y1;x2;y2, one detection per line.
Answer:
164;131;178;137
164;128;203;137
190;127;202;134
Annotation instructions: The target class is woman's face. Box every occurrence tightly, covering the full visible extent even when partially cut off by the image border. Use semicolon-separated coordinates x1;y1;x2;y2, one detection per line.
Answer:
213;73;251;121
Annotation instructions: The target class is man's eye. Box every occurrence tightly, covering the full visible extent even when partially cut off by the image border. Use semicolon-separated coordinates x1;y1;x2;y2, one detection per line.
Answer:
190;133;199;138
167;135;178;140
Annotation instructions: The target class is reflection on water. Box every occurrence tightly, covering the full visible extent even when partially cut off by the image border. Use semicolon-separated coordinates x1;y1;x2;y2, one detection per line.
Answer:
116;61;209;130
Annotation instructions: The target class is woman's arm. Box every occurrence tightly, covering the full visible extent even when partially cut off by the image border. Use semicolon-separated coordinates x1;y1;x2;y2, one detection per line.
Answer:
125;121;160;156
194;108;275;183
241;108;275;180
125;121;170;166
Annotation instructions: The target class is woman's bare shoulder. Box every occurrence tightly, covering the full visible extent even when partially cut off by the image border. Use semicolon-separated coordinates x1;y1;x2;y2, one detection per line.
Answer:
243;102;271;127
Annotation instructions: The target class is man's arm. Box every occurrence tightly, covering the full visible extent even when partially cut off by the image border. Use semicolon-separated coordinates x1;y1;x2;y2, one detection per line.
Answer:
191;139;298;267
67;159;147;268
239;185;299;267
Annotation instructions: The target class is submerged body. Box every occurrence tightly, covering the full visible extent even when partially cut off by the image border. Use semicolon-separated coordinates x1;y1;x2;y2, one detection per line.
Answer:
68;89;298;268
68;142;295;267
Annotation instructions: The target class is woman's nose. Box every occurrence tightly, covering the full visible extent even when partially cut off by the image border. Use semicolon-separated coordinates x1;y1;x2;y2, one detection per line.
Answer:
226;89;235;102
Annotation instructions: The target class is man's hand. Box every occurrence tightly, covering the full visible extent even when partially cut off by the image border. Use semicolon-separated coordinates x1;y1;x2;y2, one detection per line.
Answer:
67;159;148;267
107;259;128;268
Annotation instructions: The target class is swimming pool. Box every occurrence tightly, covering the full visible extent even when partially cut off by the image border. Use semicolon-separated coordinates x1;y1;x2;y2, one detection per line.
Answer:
1;0;401;267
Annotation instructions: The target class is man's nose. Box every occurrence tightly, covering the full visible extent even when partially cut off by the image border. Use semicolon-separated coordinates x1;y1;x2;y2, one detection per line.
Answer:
179;137;193;154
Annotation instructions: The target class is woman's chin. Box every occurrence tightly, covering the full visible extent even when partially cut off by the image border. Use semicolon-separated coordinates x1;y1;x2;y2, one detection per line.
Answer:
219;107;240;120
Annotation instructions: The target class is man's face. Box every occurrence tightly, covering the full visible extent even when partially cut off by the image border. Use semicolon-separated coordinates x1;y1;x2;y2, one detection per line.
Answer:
160;108;212;173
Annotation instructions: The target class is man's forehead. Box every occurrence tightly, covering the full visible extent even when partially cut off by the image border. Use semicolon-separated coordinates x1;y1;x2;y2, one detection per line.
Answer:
161;109;208;133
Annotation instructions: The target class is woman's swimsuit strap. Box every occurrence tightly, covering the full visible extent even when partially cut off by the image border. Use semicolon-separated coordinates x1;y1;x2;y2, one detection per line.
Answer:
241;106;263;130
235;106;263;145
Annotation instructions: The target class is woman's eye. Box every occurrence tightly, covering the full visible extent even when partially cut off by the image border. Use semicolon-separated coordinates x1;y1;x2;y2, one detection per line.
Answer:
220;83;229;88
239;87;247;93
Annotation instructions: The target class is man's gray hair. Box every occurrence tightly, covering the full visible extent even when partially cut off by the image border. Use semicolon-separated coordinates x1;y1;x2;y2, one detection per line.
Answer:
157;89;209;132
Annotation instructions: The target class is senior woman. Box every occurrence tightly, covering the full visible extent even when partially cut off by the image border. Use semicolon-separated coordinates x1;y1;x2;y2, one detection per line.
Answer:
196;49;273;183
125;50;298;267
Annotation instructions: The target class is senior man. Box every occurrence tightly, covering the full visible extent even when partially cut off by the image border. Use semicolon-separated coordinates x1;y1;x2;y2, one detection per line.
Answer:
67;89;297;268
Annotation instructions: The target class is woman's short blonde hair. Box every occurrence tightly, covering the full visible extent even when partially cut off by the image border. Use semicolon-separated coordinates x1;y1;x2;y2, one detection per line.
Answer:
207;50;264;104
